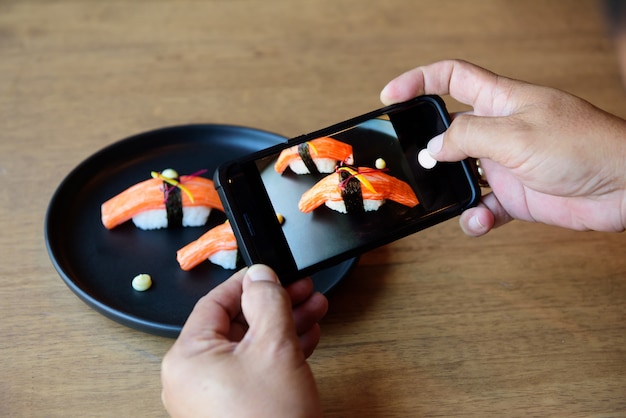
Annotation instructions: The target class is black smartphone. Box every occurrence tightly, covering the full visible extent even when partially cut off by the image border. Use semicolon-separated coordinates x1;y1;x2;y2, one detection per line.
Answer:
214;95;480;284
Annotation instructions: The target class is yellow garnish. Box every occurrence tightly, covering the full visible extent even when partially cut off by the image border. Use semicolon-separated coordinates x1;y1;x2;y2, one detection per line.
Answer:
132;273;152;292
151;171;195;203
160;168;179;179
337;167;377;194
306;141;318;156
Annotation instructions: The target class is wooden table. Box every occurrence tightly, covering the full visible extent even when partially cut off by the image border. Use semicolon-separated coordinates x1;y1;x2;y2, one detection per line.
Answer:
2;1;625;416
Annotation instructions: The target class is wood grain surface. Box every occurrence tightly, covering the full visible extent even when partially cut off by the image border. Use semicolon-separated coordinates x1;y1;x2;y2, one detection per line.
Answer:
1;1;625;416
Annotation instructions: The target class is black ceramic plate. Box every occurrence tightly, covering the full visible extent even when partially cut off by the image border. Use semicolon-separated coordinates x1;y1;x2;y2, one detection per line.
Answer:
45;125;357;338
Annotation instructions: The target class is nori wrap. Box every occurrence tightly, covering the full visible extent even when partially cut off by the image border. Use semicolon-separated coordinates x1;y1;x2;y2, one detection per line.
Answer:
339;169;364;214
297;142;320;175
163;179;183;227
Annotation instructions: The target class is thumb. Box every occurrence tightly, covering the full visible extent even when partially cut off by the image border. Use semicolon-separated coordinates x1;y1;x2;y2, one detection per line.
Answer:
427;113;526;165
240;265;300;353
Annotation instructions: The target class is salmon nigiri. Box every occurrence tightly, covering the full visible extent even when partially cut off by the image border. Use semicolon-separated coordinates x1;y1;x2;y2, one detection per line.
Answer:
176;221;238;270
298;166;419;214
274;137;354;175
101;169;224;230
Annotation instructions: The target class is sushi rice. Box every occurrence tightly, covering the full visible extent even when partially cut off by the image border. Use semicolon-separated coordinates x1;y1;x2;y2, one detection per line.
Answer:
208;249;238;270
132;206;212;230
288;157;345;175
325;199;384;214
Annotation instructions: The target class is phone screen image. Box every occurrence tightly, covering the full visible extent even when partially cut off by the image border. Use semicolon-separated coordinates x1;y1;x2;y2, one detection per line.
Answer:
252;109;474;271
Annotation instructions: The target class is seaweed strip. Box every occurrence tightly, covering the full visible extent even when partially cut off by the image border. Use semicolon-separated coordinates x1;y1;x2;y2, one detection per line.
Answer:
339;170;364;214
164;183;183;227
297;143;319;174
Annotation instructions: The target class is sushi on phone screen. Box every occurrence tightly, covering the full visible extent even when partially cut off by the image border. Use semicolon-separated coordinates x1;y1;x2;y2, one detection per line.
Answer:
255;118;427;270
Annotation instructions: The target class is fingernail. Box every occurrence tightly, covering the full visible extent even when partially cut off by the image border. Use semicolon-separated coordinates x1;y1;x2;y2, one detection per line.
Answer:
427;133;444;155
469;215;485;232
379;83;393;104
247;265;278;283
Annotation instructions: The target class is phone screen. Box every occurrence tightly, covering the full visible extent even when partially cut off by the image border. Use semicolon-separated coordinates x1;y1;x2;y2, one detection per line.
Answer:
242;99;478;271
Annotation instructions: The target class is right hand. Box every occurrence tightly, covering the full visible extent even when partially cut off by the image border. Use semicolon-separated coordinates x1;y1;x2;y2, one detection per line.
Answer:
381;59;626;236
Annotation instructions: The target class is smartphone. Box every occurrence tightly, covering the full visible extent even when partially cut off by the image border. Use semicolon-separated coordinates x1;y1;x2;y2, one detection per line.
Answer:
214;95;480;284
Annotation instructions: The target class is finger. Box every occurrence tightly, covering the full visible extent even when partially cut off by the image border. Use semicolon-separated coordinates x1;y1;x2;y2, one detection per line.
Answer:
299;323;322;359
381;60;535;164
459;206;494;237
285;277;315;306
176;267;248;350
292;291;328;336
380;59;513;115
283;278;327;335
426;113;530;164
241;265;301;353
459;192;514;236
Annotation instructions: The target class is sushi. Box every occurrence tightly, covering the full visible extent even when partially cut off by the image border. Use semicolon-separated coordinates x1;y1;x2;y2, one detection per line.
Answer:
176;221;238;270
101;169;224;230
298;166;419;214
274;137;354;175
